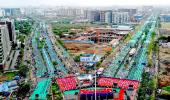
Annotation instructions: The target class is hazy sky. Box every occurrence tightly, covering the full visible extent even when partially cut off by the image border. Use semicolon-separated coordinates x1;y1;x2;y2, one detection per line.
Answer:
0;0;169;7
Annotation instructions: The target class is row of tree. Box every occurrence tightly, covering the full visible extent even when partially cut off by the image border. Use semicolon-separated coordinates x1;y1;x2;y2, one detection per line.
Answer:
138;72;156;100
15;20;33;35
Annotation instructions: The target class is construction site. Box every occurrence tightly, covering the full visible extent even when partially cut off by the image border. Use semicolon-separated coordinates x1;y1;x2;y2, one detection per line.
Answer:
63;26;132;55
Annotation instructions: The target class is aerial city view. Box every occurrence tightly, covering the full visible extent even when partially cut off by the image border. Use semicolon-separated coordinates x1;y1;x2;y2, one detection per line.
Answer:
0;0;170;100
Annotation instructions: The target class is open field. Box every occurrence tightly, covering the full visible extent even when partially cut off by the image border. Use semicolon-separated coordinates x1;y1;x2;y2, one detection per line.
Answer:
161;22;170;29
64;43;112;55
158;47;170;87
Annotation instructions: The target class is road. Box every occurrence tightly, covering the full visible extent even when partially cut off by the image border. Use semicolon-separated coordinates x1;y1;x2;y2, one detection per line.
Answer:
47;25;79;73
101;40;125;67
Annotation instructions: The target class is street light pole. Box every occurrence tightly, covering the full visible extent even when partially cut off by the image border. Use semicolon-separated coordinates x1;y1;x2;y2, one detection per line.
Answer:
92;46;97;100
94;52;97;100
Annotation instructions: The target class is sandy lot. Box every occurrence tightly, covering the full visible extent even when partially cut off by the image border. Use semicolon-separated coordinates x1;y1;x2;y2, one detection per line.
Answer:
158;47;170;87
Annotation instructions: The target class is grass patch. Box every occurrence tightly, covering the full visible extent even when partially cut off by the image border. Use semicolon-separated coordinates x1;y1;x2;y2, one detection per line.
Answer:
52;83;63;100
162;86;170;92
146;32;156;67
0;72;17;81
161;90;170;95
38;39;45;49
4;72;16;79
56;39;65;48
124;33;132;43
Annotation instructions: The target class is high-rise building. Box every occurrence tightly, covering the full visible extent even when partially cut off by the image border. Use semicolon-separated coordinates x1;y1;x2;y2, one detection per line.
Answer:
112;12;130;24
0;19;16;47
0;25;11;70
118;9;137;16
83;10;88;19
100;10;112;24
0;9;4;17
160;14;170;22
2;8;21;17
88;10;100;22
100;11;106;23
105;11;112;24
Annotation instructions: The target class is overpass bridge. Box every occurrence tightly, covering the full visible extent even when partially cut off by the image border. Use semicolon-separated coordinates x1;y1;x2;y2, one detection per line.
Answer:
30;22;59;99
43;32;68;74
103;14;158;82
30;21;73;99
32;30;47;77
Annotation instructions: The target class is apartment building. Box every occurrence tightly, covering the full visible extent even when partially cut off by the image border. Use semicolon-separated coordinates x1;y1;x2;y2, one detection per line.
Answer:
0;19;16;46
0;25;11;70
112;12;130;24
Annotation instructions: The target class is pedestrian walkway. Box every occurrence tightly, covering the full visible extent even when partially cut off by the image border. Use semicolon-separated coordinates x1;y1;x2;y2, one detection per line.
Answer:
29;78;51;100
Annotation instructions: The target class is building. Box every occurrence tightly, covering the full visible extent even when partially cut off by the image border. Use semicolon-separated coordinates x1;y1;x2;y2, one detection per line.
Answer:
134;14;143;22
2;8;21;17
80;27;130;44
99;10;112;24
87;10;100;22
0;24;11;70
0;19;16;46
118;8;137;16
0;9;4;17
100;11;106;23
160;14;170;22
112;12;130;24
105;11;112;24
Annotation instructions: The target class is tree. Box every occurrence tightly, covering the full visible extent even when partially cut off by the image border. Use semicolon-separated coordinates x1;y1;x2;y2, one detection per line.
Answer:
53;30;62;37
151;32;156;39
145;28;149;36
96;61;102;68
69;32;76;35
57;39;65;47
15;20;32;35
17;65;29;78
52;61;58;66
74;55;80;62
158;36;168;40
106;51;111;56
17;82;31;98
17;35;25;43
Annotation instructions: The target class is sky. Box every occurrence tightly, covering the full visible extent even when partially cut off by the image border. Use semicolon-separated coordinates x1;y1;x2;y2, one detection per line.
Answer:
0;0;170;7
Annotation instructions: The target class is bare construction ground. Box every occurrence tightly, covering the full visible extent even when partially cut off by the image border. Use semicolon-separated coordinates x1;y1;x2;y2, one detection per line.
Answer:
64;43;112;55
158;47;170;87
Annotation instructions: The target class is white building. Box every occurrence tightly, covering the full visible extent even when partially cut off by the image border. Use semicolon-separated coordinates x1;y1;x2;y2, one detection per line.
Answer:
112;12;130;24
99;10;112;24
0;9;4;17
105;11;112;24
0;19;16;46
0;25;11;70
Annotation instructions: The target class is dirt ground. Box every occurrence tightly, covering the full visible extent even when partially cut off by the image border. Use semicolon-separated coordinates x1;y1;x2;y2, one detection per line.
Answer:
158;47;170;87
161;22;170;29
64;43;112;55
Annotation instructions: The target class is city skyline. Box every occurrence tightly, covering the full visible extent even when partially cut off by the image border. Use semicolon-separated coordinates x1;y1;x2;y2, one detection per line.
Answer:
0;0;170;7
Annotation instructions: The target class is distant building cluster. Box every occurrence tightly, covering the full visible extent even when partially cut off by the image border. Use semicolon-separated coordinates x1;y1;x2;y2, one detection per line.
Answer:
0;8;21;17
160;14;170;22
85;9;137;24
19;7;146;24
